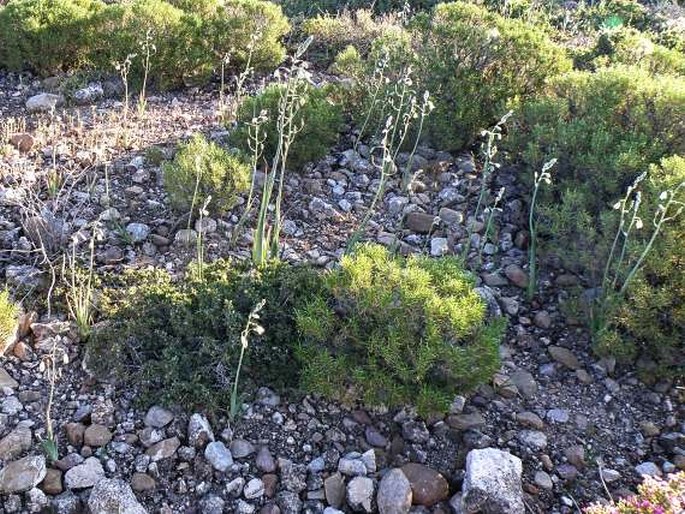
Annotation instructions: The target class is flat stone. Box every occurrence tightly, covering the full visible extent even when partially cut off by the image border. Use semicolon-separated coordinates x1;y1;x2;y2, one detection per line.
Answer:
517;430;548;451
405;212;437;233
230;439;256;459
145;437;180;462
461;448;524;514
83;425;112;447
430;237;449;256
516;412;544;431
0;368;18;388
26;93;65;113
400;463;449;507
346;476;375;513
377;468;412;514
64;457;104;489
446;412;485;431
130;472;156;492
188;413;214;448
534;470;553;490
244;478;265;500
546;409;570;424
0;455;46;494
0;425;32;460
205;441;233;472
256;446;276;473
509;370;538;399
556;464;578;481
126;223;150;243
504;264;528;288
564;445;585;468
635;462;661;477
548;346;581;370
143;406;174;428
324;473;345;508
40;468;63;495
88;478;147;514
534;311;552;329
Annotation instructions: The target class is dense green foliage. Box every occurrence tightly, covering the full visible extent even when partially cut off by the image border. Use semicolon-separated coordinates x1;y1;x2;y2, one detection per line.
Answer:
89;261;321;411
162;134;250;216
231;83;343;171
0;0;104;75
0;0;290;88
0;289;18;350
277;0;439;18
416;1;572;150
597;156;685;377
296;244;503;415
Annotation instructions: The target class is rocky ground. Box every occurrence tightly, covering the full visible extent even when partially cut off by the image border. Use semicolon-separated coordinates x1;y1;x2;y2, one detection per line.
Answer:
0;69;683;514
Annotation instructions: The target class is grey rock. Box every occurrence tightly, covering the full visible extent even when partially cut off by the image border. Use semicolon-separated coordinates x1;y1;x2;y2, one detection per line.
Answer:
504;264;528;289
87;478;147;514
276;490;303;514
534;471;553;490
400;463;449;507
125;223;150;243
26;93;64;113
324;473;345;508
72;83;104;105
143;406;174;428
0;455;46;494
279;458;306;492
338;456;367;477
2;396;23;415
0;425;31;460
199;494;225;514
256;387;280;407
405;212;437;233
5;265;44;290
509;371;537;399
517;430;547;451
26;487;49;513
244;478;265;500
548;346;581;370
64;457;104;489
0;368;18;388
144;437;180;462
346;476;375;513
556;464;578;481
256;446;276;473
188;413;214;448
461;448;524;514
475;286;502;319
50;491;82;514
377;468;412;514
401;421;430;444
546;409;570;424
230;439;256;459
204;441;233;472
430;237;449;256
600;469;621;483
635;462;661;477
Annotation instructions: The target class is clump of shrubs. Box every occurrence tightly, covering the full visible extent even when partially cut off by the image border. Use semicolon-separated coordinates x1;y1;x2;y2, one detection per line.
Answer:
162;134;250;216
89;261;320;411
296;244;503;415
0;0;104;75
415;1;572;151
0;0;290;89
584;471;684;514
0;289;19;354
231;83;343;171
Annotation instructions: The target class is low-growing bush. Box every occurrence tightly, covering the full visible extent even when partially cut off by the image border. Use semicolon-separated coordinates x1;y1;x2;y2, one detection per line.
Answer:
231;83;343;172
596;156;685;378
302;9;407;65
582;28;685;75
515;66;685;216
89;261;321;411
415;1;572;150
0;0;104;75
277;0;438;18
584;471;685;514
162;134;250;216
295;244;504;415
0;288;19;354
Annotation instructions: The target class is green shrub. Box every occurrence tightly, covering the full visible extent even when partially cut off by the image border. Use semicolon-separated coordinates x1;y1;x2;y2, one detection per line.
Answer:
88;0;187;89
302;9;407;65
415;1;571;151
295;244;503;415
277;0;439;18
231;83;343;171
584;28;685;75
0;0;104;75
515;66;685;216
598;156;685;378
162;134;250;216
0;289;18;351
89;261;321;411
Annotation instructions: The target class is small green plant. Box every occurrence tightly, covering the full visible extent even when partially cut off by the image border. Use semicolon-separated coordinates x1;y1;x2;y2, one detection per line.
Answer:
296;244;504;415
230;299;265;421
63;237;96;340
39;339;68;464
137;29;156;116
163;134;250;216
461;112;512;266
584;471;684;514
0;288;19;353
528;158;556;300
232;82;343;174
